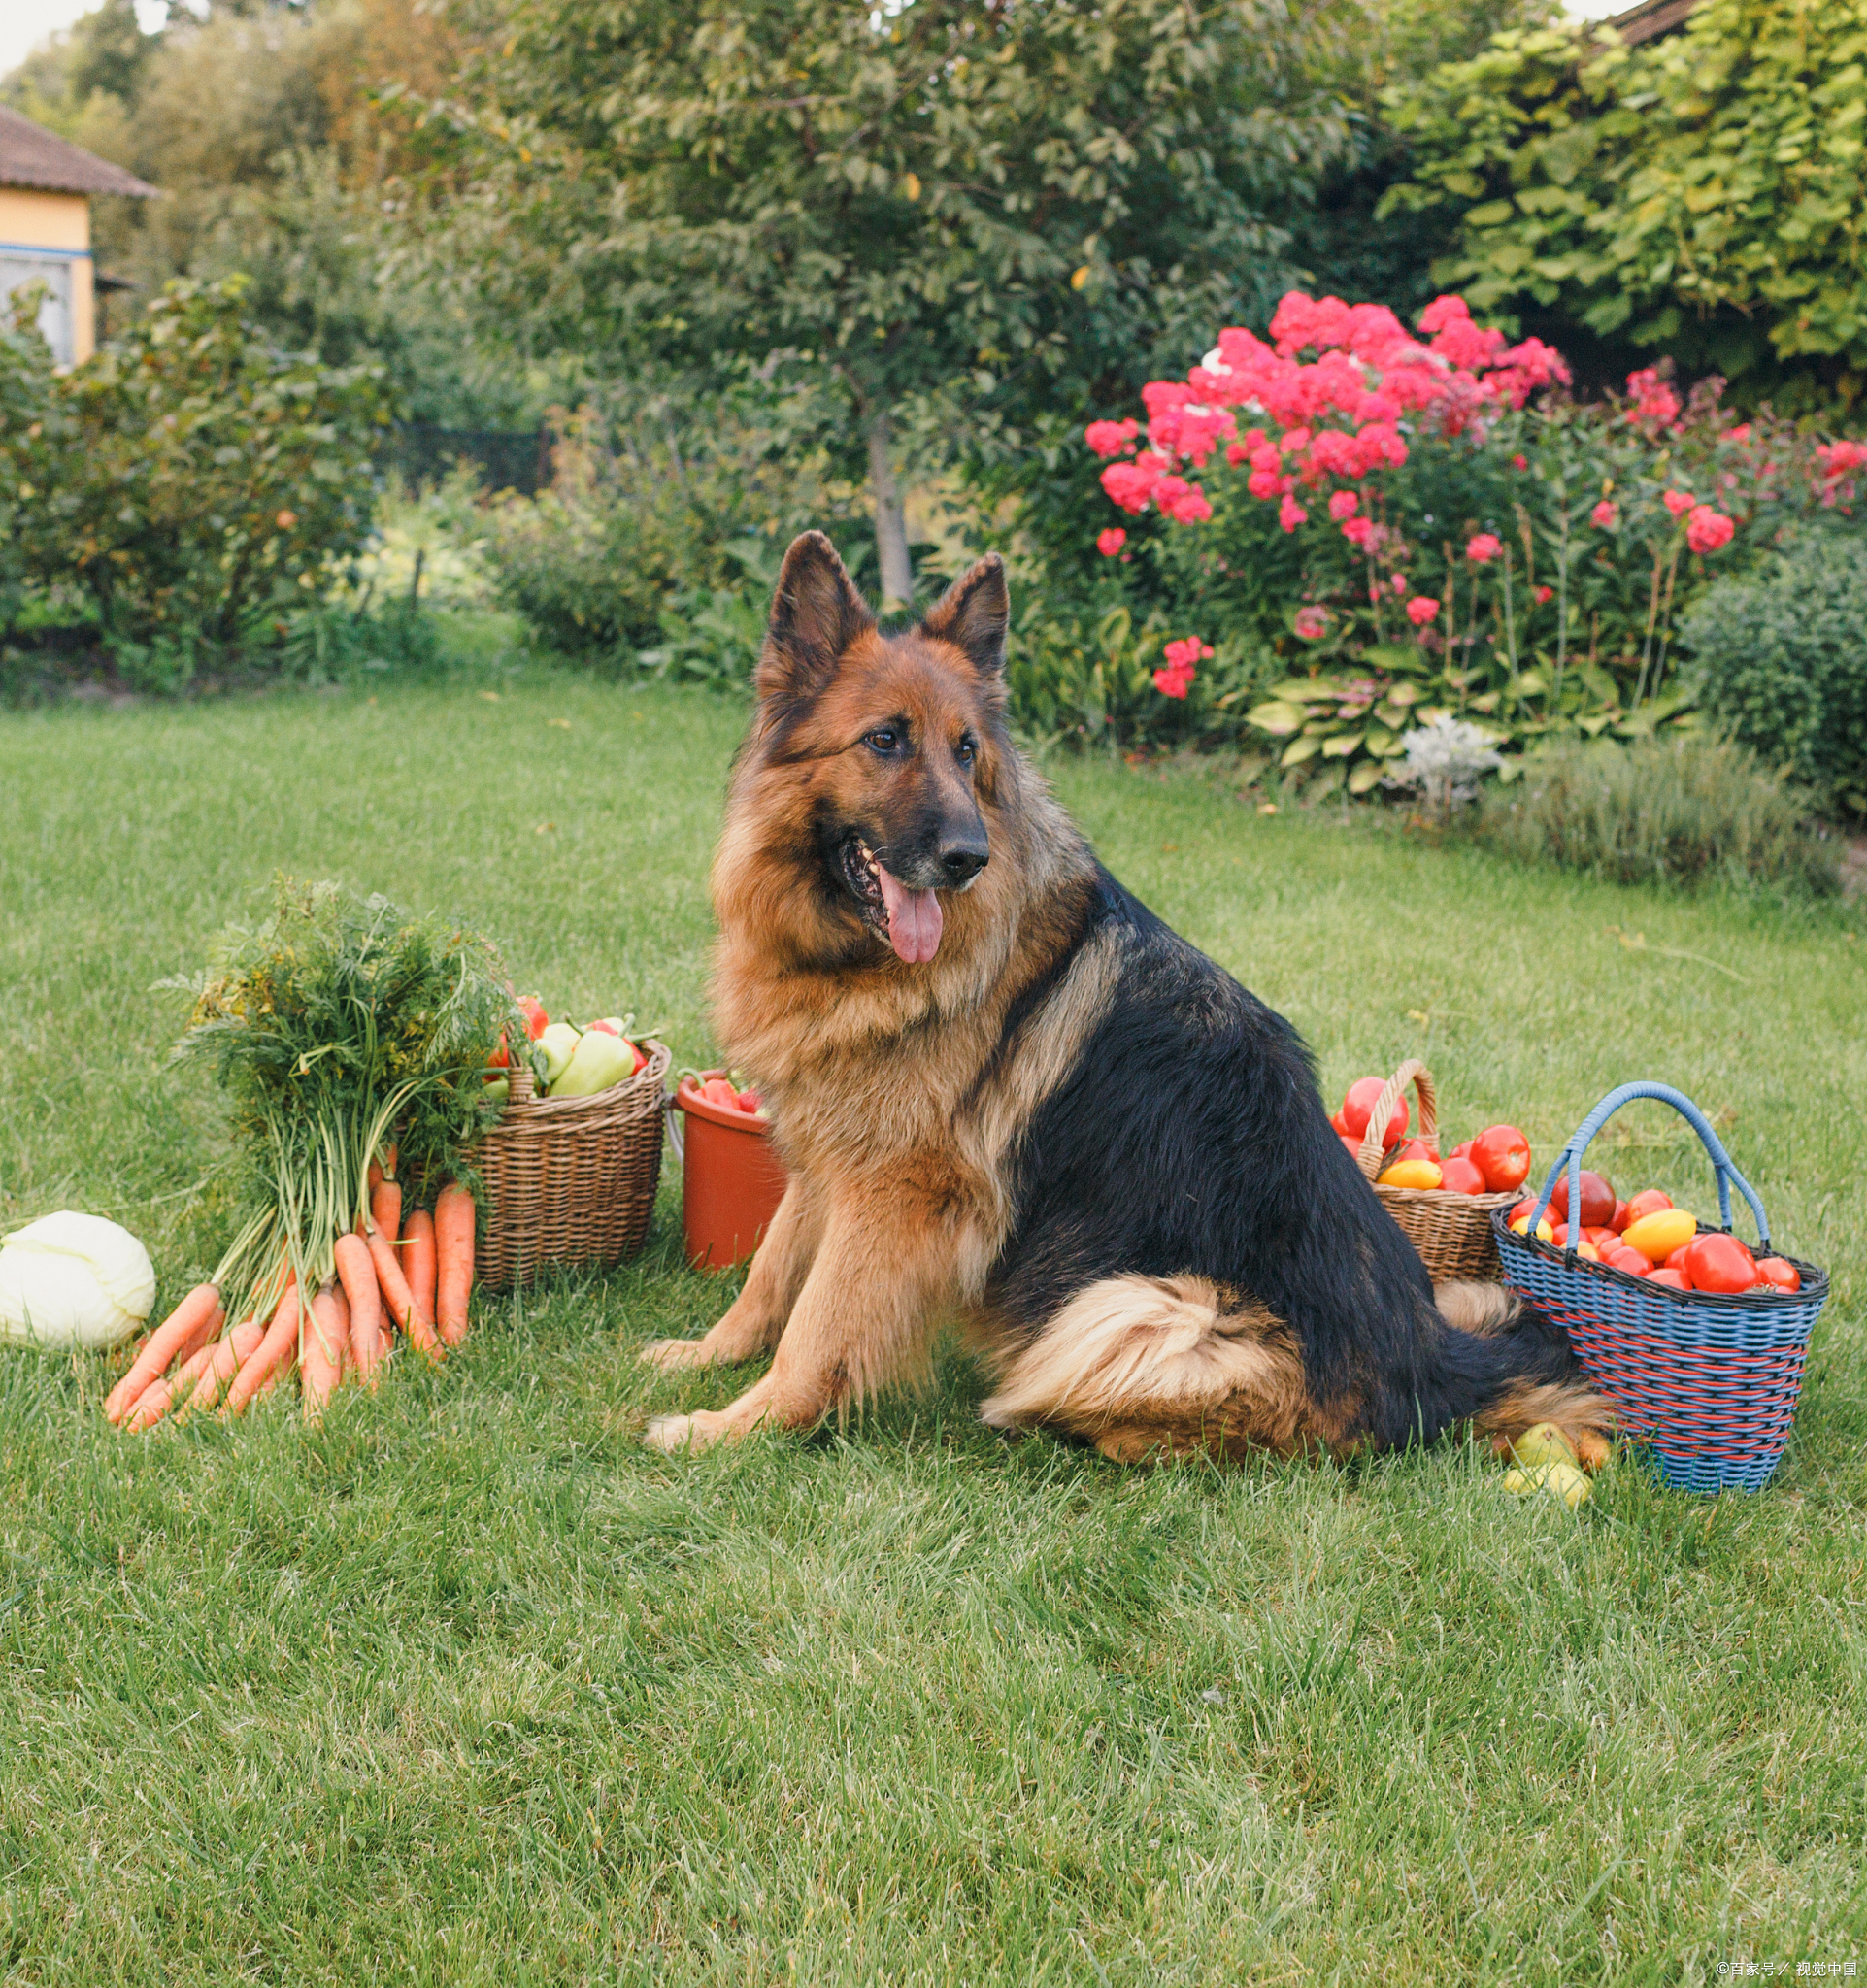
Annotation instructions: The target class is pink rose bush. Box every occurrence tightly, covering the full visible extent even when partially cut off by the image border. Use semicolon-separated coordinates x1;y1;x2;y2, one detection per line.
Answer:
1068;287;1861;785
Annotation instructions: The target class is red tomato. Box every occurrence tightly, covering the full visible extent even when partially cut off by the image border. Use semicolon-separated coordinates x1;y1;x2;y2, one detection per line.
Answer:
1584;1226;1619;1249
1341;1077;1409;1149
1665;1242;1696;1270
1624;1188;1673;1226
1609;1199;1630;1234
1450;1138;1476;1162
1550;1221;1574;1247
1550;1169;1617;1229
1606;1246;1651;1277
1650;1267;1693;1291
737;1088;761;1113
1471;1124;1531;1194
488;1034;512;1071
1341;1132;1367;1163
1508;1198;1538;1226
1330;1110;1350;1137
1439;1156;1486;1195
1389;1138;1435;1167
1679;1233;1757;1294
1754;1256;1801;1293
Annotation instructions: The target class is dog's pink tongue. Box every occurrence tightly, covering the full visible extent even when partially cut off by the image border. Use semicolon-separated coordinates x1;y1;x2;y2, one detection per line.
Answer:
878;866;942;964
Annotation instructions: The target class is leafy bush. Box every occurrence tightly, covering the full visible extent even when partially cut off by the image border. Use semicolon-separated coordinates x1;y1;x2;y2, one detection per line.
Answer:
483;403;868;663
1073;288;1862;791
1473;735;1837;896
1381;1;1867;407
0;276;388;688
1678;531;1867;821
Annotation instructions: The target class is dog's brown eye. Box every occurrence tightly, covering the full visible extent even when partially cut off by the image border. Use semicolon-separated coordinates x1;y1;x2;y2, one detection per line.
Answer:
956;737;977;767
865;728;900;754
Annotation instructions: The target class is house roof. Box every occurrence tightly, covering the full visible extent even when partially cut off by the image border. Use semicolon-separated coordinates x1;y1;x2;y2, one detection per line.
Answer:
1604;0;1698;48
0;105;158;199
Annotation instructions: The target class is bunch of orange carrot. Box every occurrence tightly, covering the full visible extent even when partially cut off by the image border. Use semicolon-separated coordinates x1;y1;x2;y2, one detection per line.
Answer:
105;1157;478;1431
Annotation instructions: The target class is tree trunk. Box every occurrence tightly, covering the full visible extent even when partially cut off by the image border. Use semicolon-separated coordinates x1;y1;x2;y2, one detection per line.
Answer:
864;401;913;608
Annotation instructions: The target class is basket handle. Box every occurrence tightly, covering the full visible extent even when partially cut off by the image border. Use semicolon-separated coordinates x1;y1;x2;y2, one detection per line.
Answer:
1529;1080;1771;1259
665;1091;684;1166
1356;1059;1439;1178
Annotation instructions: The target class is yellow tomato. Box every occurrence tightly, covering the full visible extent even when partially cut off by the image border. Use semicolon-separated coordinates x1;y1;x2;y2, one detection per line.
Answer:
1378;1158;1444;1190
1620;1207;1698;1264
1510;1214;1555;1241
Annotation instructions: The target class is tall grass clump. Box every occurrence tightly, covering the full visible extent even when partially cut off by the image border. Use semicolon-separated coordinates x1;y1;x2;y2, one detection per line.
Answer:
1474;734;1839;896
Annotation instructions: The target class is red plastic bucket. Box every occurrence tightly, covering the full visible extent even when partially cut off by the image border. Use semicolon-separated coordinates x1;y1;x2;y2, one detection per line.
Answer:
672;1071;787;1271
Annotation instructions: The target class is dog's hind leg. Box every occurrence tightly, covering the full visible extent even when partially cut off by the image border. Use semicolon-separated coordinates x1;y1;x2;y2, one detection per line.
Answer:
641;1176;824;1373
977;1275;1314;1464
643;1178;975;1452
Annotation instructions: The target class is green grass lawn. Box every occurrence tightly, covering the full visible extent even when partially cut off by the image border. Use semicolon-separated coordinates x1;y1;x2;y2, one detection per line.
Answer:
2;652;1864;1984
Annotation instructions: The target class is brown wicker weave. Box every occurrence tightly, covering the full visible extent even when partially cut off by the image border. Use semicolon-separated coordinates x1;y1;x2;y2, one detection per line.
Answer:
1355;1059;1518;1281
469;1039;671;1291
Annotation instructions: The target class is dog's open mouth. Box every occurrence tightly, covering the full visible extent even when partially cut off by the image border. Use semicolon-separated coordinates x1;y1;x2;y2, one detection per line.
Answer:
841;837;943;965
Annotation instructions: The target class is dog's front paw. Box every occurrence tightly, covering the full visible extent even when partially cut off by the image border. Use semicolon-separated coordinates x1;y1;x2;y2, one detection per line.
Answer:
642;1411;702;1453
640;1336;716;1373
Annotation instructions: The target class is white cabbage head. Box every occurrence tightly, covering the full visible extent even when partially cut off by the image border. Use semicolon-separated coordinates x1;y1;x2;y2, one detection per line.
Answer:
0;1212;156;1350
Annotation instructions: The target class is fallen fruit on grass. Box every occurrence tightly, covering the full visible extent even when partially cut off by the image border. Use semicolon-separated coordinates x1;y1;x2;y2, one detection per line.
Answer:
1470;1124;1531;1194
1620;1207;1697;1264
1678;1232;1757;1294
1623;1188;1673;1226
1550;1169;1617;1229
1378;1157;1443;1190
1510;1422;1578;1469
1439;1156;1486;1195
1755;1256;1801;1293
1341;1077;1408;1149
1503;1461;1591;1509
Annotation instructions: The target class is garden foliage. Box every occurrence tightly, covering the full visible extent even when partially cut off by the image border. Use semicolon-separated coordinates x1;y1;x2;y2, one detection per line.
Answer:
0;277;388;689
1679;530;1867;819
1079;289;1861;791
1474;734;1838;895
1379;0;1867;405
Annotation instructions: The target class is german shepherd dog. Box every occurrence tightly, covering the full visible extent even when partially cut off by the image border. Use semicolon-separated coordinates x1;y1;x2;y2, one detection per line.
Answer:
642;533;1612;1470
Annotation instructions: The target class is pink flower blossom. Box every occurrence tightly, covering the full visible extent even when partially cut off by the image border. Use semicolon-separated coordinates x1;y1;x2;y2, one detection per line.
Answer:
1225;442;1250;466
1511;453;1528;472
1342;516;1376;547
1100;454;1166;514
1151;664;1194;699
1728;423;1753;445
1686;505;1735;554
1663;489;1695;519
1096;527;1126;557
1465;533;1502;563
1293;606;1330;640
1392;574;1409;594
1328;490;1359;521
1084;419;1140;459
1626;368;1680;431
1247;468;1284;501
1405;596;1440;627
1591;500;1618;529
1278;494;1309;532
1162;636;1214;669
1533;584;1553;605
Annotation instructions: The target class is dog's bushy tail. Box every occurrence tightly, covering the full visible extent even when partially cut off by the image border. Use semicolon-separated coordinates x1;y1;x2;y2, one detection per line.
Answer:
1432;1280;1615;1470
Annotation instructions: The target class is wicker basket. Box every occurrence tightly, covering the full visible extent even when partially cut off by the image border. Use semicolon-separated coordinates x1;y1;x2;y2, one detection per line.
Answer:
1497;1080;1828;1494
1354;1059;1519;1281
469;1038;671;1291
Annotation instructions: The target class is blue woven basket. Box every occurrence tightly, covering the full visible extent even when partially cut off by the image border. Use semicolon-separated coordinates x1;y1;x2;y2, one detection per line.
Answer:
1493;1081;1827;1495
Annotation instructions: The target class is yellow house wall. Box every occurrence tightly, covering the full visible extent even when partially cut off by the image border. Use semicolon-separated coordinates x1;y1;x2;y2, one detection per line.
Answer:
0;186;95;361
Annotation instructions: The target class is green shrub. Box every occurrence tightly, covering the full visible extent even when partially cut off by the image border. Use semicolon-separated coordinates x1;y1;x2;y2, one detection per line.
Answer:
0;276;389;687
1473;734;1837;896
1677;531;1867;821
483;403;867;663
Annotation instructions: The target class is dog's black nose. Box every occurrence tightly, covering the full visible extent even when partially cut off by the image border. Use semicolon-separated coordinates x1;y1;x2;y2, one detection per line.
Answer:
940;839;988;885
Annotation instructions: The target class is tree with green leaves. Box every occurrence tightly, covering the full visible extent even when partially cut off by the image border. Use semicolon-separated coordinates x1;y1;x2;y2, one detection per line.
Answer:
1381;0;1867;408
454;0;1353;602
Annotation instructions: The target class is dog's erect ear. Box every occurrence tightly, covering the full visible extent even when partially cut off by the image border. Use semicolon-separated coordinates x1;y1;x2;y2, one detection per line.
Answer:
756;531;876;705
920;554;1010;678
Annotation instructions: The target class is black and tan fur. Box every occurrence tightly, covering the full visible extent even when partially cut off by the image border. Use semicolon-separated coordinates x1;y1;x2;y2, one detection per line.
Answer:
642;533;1612;1470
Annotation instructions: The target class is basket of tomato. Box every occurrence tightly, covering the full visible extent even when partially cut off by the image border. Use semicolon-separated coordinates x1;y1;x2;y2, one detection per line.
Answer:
1335;1059;1532;1280
670;1071;787;1272
1493;1080;1828;1495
